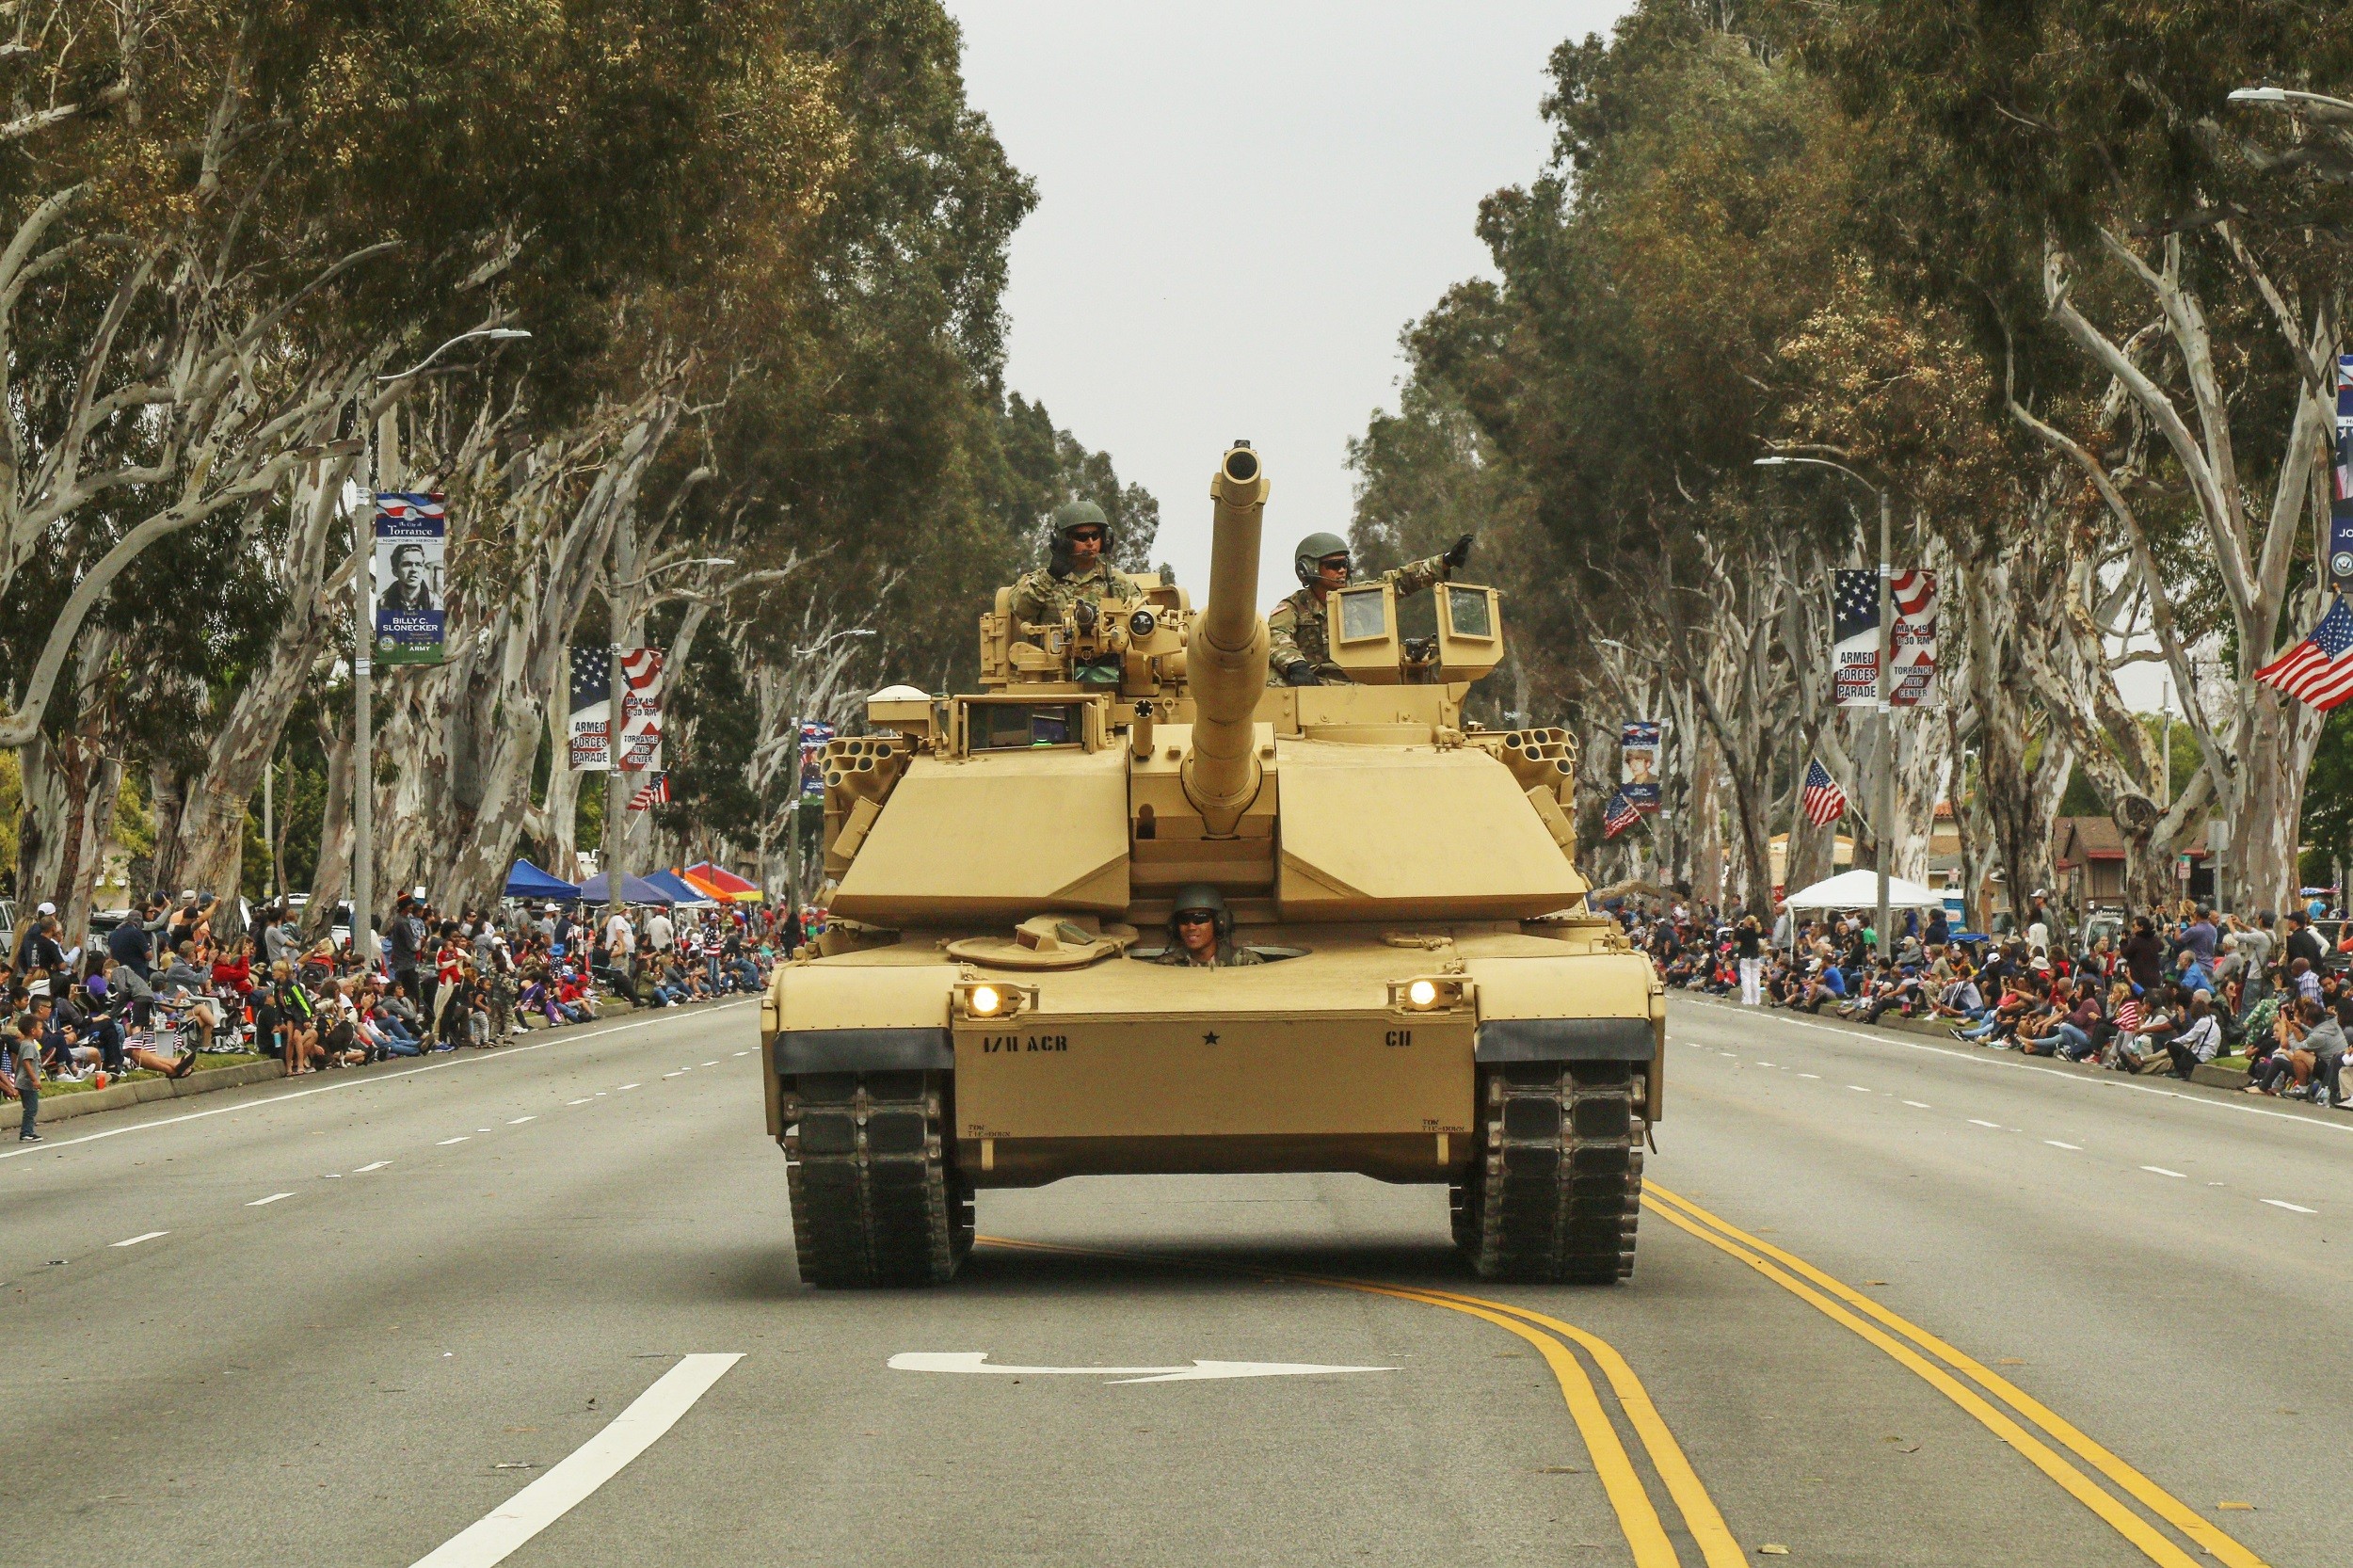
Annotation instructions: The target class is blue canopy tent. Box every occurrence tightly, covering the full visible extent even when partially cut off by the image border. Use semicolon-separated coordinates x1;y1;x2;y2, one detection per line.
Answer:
577;871;676;905
643;870;716;907
503;859;583;901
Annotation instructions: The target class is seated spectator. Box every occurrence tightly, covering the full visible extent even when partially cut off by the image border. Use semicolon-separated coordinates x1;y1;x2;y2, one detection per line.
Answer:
2161;991;2224;1080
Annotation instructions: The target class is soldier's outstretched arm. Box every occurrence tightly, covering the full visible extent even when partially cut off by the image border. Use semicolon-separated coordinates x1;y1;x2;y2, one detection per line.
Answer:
1387;534;1472;596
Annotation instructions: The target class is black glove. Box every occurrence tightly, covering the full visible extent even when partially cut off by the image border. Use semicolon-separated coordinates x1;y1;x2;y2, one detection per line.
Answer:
1283;660;1321;687
1442;533;1474;571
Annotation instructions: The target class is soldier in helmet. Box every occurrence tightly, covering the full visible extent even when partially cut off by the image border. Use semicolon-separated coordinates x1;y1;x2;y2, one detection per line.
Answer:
1150;884;1263;968
1008;499;1144;686
1266;531;1473;686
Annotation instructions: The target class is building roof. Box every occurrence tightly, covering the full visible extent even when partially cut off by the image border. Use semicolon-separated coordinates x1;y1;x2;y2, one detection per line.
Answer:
2053;815;2209;867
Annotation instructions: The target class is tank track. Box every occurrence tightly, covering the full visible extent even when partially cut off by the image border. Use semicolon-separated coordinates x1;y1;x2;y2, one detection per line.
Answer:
1453;1060;1643;1284
783;1069;973;1288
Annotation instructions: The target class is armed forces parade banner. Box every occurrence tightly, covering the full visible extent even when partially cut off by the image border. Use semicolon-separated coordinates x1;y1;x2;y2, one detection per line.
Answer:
1620;721;1661;813
2331;354;2353;592
568;645;611;771
1833;568;1939;707
799;719;837;797
616;648;664;771
372;494;446;665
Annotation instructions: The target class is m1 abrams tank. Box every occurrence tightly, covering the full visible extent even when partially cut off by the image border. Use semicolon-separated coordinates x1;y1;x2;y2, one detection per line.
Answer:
760;444;1663;1287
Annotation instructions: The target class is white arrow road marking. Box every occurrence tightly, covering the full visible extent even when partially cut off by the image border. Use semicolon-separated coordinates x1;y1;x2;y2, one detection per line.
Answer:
409;1352;741;1568
888;1352;1394;1384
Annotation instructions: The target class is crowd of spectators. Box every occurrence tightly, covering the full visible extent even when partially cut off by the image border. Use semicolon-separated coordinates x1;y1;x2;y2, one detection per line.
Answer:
0;886;801;1143
1625;895;2348;1112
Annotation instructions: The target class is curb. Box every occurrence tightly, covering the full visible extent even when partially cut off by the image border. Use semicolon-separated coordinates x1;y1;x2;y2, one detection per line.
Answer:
19;989;650;1128
29;1059;287;1124
1675;991;2314;1113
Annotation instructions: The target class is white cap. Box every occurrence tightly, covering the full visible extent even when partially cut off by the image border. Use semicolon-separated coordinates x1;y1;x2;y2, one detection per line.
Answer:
35;901;54;915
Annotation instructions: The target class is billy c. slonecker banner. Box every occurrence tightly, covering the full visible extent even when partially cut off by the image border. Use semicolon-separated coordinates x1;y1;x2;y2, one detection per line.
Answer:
1889;569;1939;708
568;644;611;771
1620;720;1661;812
616;647;664;771
373;493;446;665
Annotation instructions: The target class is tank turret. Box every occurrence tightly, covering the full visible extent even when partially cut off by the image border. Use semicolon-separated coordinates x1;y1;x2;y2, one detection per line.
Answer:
1180;442;1272;835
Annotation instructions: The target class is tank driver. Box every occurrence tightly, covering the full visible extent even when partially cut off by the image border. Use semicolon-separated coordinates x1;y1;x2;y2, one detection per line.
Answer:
1007;500;1143;687
1150;885;1263;968
1267;531;1473;685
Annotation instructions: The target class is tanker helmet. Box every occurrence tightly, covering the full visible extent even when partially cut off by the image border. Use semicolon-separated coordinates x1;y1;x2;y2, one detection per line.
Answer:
1293;531;1351;586
1167;882;1232;942
1047;499;1112;577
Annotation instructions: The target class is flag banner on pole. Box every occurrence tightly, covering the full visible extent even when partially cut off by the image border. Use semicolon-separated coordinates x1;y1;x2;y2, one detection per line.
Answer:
2253;597;2353;712
1888;569;1939;708
1603;789;1641;840
1832;568;1879;707
372;493;446;665
2329;355;2353;591
625;773;671;812
616;648;664;771
798;719;836;797
1619;721;1661;811
568;645;611;771
1801;758;1849;827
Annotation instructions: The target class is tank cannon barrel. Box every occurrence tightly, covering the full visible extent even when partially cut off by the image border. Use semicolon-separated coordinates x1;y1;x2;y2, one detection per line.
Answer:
1181;443;1272;833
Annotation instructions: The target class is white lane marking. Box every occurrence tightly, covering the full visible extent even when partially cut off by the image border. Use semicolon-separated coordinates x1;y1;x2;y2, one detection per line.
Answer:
616;1083;640;1091
2261;1199;2317;1213
1675;1000;2353;1138
1755;1061;1776;1067
663;1071;685;1079
2044;1141;2082;1151
112;1230;168;1247
888;1352;1395;1384
1902;1100;1932;1109
2141;1165;2187;1178
1847;1085;1872;1093
0;1002;754;1163
1797;1073;1821;1080
247;1192;293;1207
507;1116;536;1125
701;1061;718;1066
476;1128;493;1132
438;1137;471;1146
355;1160;392;1173
567;1098;593;1106
1968;1119;2002;1128
322;1172;343;1178
408;1353;743;1568
732;1050;749;1057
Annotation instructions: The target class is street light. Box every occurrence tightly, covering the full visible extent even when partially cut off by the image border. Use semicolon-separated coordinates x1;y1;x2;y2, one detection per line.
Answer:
345;325;529;967
1757;454;1898;960
378;327;533;383
2228;86;2353;121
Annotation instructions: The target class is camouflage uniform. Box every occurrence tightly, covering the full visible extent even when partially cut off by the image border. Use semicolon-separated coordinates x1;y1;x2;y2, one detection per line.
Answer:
1266;552;1450;684
1149;940;1265;968
1008;561;1143;632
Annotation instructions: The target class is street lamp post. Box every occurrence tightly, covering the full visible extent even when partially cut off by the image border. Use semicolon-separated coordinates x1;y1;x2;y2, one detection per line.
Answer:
347;327;529;966
1758;455;1897;961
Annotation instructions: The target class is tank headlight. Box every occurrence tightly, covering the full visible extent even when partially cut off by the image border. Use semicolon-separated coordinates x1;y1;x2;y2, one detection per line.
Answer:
970;984;1004;1016
1407;979;1438;1008
955;981;1033;1021
1128;608;1158;637
1391;977;1465;1011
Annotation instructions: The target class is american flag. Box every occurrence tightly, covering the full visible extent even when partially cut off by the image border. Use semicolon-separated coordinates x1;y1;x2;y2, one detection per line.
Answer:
1603;789;1641;840
2253;598;2353;712
626;773;671;812
1801;759;1848;827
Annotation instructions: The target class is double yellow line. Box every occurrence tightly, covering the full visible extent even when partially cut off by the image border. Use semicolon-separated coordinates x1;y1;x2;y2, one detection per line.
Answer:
1644;1185;2270;1568
978;1236;1742;1567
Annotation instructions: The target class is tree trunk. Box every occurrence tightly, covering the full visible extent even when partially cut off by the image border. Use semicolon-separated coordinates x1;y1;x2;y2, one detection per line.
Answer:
302;706;354;941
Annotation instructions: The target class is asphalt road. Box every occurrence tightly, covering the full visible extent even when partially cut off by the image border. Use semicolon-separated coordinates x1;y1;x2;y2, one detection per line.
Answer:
3;994;2343;1567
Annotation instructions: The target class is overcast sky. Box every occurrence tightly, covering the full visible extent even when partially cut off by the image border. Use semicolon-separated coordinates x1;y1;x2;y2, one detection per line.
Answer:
944;1;1630;598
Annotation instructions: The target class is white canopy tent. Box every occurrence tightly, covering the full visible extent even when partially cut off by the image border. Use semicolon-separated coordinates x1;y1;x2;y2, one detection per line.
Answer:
1782;870;1944;911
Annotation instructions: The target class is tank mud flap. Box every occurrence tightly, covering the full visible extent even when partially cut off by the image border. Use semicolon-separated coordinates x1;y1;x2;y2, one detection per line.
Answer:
1453;1060;1642;1285
784;1069;973;1288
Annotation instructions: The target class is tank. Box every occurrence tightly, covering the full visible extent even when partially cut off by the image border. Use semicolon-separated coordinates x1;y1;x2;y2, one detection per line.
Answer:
761;442;1663;1287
